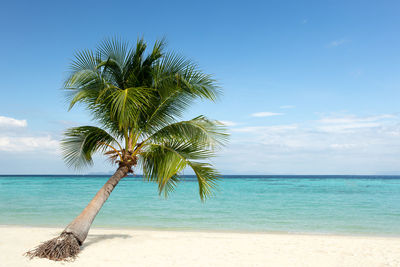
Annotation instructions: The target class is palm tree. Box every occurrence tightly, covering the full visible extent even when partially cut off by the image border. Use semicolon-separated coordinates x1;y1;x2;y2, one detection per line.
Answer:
26;38;227;261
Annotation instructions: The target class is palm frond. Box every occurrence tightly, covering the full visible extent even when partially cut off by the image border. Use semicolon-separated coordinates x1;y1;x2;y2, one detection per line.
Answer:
149;116;228;149
142;38;166;67
69;49;100;73
187;161;220;201
140;144;186;197
65;70;114;110
95;57;124;88
153;52;220;101
122;39;147;87
140;53;220;134
179;66;220;101
97;37;129;68
61;126;120;169
105;87;154;130
152;53;194;98
142;88;193;134
140;141;220;199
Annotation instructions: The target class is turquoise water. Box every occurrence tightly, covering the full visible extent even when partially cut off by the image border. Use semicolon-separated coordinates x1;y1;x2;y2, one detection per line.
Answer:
1;175;400;235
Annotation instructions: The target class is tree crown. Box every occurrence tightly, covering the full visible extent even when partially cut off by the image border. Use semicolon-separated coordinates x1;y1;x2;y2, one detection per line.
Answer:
61;38;228;200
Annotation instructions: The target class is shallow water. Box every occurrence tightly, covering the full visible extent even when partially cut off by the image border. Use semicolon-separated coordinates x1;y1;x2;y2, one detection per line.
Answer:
1;175;399;235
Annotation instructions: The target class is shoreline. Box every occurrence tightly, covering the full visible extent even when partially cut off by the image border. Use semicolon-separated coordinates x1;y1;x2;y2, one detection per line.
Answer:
2;226;400;266
1;224;400;238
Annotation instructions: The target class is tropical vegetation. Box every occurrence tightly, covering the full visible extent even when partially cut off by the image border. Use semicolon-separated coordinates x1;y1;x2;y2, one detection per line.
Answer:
25;38;227;261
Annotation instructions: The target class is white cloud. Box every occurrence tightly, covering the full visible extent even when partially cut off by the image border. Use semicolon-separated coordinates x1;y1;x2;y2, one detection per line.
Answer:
318;114;394;124
0;116;27;128
0;116;59;153
214;113;400;174
0;136;59;152
318;122;381;133
219;120;237;127
251;112;283;117
233;125;297;133
280;105;295;109
328;39;348;47
317;114;396;133
329;143;358;150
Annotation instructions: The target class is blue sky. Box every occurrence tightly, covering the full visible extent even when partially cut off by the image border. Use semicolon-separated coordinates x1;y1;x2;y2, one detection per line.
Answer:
1;0;400;174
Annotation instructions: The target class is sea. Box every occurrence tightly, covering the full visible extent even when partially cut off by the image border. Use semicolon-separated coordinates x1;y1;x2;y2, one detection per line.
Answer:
1;175;399;236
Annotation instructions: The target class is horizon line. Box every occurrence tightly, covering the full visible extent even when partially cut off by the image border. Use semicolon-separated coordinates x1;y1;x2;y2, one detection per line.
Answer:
2;174;400;177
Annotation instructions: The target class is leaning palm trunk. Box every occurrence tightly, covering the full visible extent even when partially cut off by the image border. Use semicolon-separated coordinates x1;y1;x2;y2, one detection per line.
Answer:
25;165;129;261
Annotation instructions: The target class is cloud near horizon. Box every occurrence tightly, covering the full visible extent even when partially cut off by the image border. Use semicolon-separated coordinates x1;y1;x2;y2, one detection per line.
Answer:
251;112;283;117
280;105;295;109
1;113;400;175
0;116;27;128
219;120;237;127
215;113;400;174
316;114;396;133
0;115;58;153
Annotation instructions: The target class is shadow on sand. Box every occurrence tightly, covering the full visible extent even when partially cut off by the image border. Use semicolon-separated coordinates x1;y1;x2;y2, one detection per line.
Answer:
81;234;132;250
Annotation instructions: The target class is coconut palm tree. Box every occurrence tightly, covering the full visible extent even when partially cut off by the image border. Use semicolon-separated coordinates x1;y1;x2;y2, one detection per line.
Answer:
26;38;227;261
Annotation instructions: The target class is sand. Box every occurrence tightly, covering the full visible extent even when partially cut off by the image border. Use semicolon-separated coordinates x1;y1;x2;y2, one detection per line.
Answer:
1;226;400;267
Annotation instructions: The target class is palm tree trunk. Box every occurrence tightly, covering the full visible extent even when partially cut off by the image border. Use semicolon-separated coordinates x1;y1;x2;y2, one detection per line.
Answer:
25;165;129;261
63;165;129;244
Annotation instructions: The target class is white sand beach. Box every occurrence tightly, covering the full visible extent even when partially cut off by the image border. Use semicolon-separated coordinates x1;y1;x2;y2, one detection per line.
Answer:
1;226;400;267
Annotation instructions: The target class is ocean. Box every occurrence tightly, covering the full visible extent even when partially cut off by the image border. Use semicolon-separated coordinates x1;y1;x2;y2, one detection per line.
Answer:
1;175;399;236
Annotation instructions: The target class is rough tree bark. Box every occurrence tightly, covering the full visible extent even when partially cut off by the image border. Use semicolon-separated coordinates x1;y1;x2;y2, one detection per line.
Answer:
25;165;129;261
63;165;129;243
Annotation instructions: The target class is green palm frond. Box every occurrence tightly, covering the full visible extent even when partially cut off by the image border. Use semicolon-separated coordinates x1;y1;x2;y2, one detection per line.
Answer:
141;53;220;134
153;52;220;101
140;141;221;200
105;87;154;129
152;53;195;98
149;116;228;149
61;126;121;169
179;66;220;101
65;70;112;110
142;38;165;67
122;39;149;88
97;37;129;67
70;49;100;72
96;57;124;88
140;144;187;197
143;88;193;133
188;161;220;201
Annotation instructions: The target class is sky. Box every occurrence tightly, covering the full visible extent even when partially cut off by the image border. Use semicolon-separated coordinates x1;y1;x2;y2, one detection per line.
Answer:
1;0;400;174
